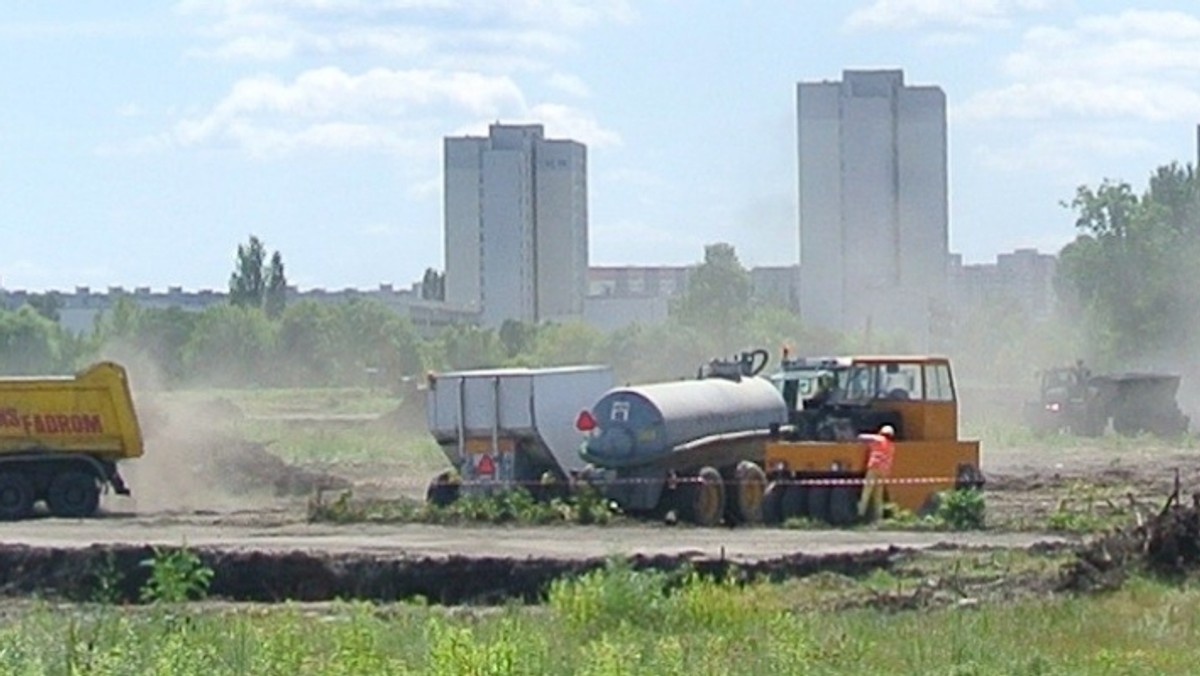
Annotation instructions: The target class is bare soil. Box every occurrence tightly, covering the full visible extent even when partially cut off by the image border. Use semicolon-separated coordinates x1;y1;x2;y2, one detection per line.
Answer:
982;439;1200;528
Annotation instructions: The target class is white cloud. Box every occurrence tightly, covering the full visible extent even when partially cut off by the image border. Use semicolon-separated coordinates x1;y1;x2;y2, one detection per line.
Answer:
165;66;619;157
177;0;634;29
958;9;1200;123
845;0;1058;32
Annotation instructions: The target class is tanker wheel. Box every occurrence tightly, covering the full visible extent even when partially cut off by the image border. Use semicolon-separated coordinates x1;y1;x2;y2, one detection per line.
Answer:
0;472;35;520
679;466;725;527
780;482;808;523
46;471;100;518
728;461;767;524
806;485;831;524
762;481;785;525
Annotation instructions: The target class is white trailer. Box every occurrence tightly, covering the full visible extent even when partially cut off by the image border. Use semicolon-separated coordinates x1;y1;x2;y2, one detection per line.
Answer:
424;365;614;503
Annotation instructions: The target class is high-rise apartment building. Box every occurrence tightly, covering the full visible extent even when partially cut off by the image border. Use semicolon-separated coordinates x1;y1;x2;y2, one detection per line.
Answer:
797;70;949;346
443;124;587;327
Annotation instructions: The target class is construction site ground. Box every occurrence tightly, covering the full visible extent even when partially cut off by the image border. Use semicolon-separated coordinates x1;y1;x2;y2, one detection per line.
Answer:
4;391;1199;604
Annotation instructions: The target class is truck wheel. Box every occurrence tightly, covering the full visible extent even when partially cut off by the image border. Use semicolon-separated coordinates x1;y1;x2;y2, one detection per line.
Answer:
46;471;101;518
679;466;725;527
827;486;858;526
0;472;35;520
762;481;785;525
729;461;767;524
807;486;831;524
781;483;808;522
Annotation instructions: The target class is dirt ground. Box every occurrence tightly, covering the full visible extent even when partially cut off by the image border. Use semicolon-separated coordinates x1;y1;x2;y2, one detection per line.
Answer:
982;439;1200;527
6;414;1199;604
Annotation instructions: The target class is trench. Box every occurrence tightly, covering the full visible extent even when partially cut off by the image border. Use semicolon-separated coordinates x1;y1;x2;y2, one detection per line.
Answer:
0;543;899;605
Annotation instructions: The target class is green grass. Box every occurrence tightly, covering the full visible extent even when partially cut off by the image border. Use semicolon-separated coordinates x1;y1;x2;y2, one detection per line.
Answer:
161;387;403;418
235;418;444;467
3;567;1200;674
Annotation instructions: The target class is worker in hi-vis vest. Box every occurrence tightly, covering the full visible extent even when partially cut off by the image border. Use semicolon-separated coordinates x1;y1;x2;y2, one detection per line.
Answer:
857;424;895;520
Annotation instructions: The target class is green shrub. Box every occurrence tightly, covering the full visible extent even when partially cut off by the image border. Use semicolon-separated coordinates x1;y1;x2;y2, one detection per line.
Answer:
936;489;986;530
140;546;214;603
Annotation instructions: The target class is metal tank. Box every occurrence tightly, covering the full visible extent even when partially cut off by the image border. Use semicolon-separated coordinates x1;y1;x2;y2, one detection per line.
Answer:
582;375;787;469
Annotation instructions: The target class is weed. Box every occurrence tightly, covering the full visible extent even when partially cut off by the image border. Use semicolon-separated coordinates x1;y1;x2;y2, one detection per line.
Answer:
1045;481;1137;534
139;545;215;603
89;550;125;604
307;487;621;526
936;489;986;530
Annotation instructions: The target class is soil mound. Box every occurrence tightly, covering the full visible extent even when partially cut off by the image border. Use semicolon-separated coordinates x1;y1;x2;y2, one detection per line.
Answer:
132;396;349;507
1062;484;1200;592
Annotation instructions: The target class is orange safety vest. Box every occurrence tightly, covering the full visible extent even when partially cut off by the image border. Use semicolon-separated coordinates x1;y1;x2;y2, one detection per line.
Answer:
859;433;895;475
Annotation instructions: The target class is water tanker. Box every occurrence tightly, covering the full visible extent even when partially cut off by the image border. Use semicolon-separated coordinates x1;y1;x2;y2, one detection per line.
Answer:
582;376;786;468
579;350;787;526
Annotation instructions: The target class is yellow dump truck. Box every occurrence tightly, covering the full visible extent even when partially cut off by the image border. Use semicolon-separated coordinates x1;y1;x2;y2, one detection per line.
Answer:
0;362;143;519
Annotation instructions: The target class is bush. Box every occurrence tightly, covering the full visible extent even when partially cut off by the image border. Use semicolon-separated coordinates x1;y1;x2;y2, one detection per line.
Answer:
140;546;214;603
936;489;986;530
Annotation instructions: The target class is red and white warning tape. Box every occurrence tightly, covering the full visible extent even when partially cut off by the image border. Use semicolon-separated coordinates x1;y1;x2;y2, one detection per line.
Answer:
416;475;965;489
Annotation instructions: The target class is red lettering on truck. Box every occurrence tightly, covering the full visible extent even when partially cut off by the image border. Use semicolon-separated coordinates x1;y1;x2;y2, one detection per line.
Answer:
11;412;103;435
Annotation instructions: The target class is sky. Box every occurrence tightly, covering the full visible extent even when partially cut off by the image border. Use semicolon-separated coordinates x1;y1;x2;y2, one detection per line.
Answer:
3;1;1200;293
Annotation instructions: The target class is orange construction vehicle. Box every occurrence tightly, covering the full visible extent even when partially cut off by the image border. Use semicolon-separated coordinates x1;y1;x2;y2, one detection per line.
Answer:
762;356;982;525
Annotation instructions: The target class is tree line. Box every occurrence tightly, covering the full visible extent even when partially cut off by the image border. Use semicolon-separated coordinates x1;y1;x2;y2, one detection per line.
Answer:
0;241;909;389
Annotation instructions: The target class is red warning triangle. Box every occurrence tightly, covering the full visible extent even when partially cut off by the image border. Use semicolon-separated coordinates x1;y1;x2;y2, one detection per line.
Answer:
476;454;496;476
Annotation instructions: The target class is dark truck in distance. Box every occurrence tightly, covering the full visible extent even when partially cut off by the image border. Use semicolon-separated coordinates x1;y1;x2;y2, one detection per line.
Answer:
1023;362;1189;438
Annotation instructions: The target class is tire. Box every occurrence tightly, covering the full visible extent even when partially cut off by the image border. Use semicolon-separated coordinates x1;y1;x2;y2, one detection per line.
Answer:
780;483;808;522
46;470;101;518
827;486;858;526
0;472;35;520
762;481;785;525
729;461;767;524
425;471;460;507
806;485;831;524
679;466;725;527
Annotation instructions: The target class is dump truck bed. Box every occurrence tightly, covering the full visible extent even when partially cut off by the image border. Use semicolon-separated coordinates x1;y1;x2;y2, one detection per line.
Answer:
0;362;144;460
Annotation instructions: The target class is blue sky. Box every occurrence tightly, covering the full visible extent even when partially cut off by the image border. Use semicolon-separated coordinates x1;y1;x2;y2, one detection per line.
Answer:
3;1;1200;292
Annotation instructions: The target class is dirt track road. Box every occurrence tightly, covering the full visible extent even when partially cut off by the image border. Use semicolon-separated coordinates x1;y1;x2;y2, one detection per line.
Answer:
0;512;1067;562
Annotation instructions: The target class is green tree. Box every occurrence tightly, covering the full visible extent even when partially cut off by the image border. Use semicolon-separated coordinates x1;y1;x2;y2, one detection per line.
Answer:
183;305;276;386
229;235;288;318
25;293;62;322
0;306;71;375
264;251;288;319
421;268;445;301
498;319;537;359
1058;164;1200;364
435;324;505;370
527;322;605;366
670;243;753;352
334;299;423;384
276;301;342;385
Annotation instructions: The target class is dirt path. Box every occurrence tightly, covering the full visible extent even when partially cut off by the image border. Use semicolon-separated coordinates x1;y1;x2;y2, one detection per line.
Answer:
0;510;1067;562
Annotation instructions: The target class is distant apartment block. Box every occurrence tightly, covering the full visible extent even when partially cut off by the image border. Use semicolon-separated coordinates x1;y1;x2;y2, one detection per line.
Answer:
951;248;1057;321
444;123;588;327
798;69;949;347
587;266;691;298
0;285;478;338
750;265;801;311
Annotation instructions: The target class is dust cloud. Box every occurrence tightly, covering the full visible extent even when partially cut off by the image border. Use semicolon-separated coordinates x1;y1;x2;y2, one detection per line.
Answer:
97;342;340;514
